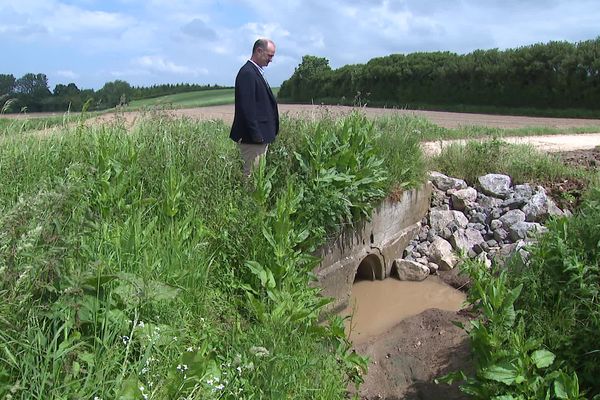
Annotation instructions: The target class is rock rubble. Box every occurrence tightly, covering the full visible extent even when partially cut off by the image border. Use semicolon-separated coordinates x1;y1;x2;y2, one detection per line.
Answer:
394;172;569;281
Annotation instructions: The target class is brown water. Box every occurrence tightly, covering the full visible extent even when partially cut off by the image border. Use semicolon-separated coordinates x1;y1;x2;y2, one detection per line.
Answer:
341;276;466;344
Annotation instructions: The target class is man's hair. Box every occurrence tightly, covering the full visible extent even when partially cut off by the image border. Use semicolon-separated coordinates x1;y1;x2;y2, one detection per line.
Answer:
252;38;272;54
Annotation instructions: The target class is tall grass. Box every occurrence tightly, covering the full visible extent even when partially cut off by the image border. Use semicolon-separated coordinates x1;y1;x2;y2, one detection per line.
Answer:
0;110;424;398
429;139;587;185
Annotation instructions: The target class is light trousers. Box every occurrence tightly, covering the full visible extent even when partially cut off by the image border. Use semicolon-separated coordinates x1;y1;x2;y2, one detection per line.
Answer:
238;142;269;176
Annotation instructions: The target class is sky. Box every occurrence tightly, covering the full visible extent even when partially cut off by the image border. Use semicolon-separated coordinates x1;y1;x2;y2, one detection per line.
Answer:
1;0;599;91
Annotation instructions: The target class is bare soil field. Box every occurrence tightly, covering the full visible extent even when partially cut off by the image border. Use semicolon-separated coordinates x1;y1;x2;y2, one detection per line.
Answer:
8;104;600;130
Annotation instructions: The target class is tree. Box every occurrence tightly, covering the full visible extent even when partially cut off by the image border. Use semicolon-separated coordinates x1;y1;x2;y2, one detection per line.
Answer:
279;55;332;100
14;73;52;112
0;74;16;96
96;80;133;109
0;74;17;113
52;83;83;111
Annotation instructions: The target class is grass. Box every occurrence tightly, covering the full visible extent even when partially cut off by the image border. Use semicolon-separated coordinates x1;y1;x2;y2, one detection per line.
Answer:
0;111;99;136
2;103;599;398
128;87;279;110
373;113;600;142
428;139;586;185
0;110;423;399
297;97;600;119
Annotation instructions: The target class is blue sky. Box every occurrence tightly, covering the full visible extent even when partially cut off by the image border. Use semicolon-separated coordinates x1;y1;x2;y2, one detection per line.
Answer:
1;0;599;91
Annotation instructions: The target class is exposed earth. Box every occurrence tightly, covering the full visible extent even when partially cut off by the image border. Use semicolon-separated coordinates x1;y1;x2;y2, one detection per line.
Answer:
9;105;600;399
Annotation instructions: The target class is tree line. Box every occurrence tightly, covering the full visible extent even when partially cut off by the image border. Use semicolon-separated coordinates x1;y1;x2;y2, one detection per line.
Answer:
0;74;228;113
278;37;600;111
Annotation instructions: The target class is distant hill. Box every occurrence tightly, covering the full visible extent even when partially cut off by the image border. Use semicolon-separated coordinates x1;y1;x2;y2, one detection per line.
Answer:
128;87;280;109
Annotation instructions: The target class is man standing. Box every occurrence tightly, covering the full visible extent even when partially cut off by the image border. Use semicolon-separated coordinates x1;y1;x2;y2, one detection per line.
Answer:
230;38;279;177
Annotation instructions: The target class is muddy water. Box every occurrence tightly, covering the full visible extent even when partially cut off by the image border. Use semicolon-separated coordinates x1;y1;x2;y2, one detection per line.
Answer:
341;276;466;344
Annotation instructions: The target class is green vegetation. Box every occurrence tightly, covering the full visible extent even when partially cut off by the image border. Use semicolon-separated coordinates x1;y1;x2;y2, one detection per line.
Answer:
430;139;586;184
439;186;600;399
128;88;238;109
1;73;231;113
439;259;587;399
0;112;102;136
0;111;425;398
509;186;600;396
279;38;600;117
128;87;280;110
429;138;593;207
433;140;600;398
373;114;600;142
2;105;599;398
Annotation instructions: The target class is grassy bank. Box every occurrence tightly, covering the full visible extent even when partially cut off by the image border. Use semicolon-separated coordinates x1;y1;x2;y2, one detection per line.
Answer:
0;112;98;136
374;114;600;142
288;98;600;120
0;111;424;399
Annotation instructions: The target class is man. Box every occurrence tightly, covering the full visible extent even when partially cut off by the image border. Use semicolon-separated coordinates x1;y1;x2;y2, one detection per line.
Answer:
230;38;279;176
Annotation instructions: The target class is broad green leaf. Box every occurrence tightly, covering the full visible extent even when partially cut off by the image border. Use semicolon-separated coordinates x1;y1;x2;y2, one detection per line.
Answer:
83;274;118;287
145;281;180;302
246;261;275;288
78;352;95;366
481;362;519;385
117;374;141;400
531;349;555;369
554;380;568;399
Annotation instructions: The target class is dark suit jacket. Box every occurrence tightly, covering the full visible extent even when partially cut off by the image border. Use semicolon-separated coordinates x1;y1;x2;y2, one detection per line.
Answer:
230;61;279;144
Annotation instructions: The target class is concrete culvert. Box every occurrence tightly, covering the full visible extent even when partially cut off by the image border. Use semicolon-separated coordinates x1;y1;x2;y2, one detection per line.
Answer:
354;253;384;282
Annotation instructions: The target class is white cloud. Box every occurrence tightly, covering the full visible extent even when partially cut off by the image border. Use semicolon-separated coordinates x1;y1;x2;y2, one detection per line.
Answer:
134;56;209;76
47;4;134;34
56;70;79;80
0;2;134;41
4;0;600;90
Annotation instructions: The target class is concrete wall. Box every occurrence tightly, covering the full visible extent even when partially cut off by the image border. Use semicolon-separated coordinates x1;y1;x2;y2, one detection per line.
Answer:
314;182;432;314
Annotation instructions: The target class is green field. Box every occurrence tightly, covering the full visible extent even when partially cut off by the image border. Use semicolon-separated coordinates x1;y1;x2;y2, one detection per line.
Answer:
128;87;280;109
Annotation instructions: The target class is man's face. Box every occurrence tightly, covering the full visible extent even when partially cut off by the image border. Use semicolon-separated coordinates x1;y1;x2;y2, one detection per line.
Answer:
257;43;276;67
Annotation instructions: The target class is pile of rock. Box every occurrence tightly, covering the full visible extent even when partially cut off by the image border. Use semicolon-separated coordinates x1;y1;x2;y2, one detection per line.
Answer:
395;171;569;281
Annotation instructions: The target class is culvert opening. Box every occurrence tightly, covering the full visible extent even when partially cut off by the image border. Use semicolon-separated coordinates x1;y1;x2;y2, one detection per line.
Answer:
354;254;384;282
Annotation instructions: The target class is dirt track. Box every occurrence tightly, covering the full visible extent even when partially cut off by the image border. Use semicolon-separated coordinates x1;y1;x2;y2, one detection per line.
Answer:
421;132;600;156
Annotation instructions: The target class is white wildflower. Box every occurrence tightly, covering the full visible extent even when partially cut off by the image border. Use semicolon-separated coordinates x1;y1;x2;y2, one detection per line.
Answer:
249;346;270;357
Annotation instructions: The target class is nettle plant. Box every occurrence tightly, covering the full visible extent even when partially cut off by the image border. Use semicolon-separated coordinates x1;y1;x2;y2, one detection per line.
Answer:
438;259;585;400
